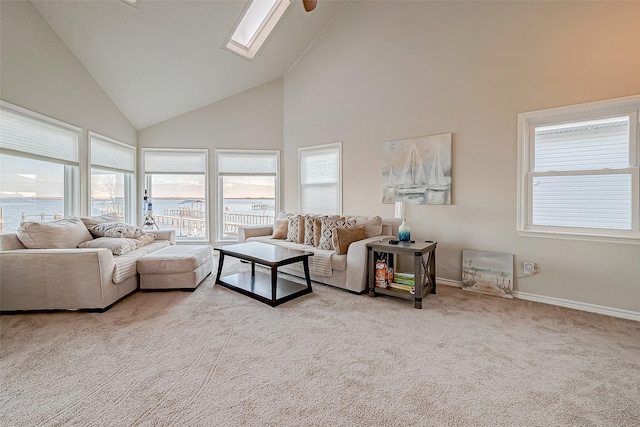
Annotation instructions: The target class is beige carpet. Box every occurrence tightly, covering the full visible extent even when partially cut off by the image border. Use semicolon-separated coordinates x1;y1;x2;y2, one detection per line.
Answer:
1;259;639;427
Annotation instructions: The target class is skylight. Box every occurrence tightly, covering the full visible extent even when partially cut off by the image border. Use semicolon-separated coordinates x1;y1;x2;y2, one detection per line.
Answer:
225;0;292;60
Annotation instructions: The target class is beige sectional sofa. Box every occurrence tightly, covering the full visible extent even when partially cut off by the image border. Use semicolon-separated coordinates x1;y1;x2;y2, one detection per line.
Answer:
238;213;392;293
0;214;175;312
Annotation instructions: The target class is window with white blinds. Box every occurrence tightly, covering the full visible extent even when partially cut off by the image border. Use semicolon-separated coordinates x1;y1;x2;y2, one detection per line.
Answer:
142;149;209;242
0;101;81;220
299;142;342;215
517;96;640;243
89;132;135;223
216;150;279;241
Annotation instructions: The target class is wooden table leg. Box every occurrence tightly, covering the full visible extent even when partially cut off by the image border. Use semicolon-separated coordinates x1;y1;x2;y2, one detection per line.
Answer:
271;266;277;304
214;253;225;284
302;258;313;291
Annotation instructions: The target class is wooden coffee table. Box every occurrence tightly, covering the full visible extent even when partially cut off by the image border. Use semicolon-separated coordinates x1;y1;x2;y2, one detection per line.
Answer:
213;242;314;307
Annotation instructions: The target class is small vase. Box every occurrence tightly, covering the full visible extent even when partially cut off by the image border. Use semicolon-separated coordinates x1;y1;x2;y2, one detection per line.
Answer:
398;219;411;241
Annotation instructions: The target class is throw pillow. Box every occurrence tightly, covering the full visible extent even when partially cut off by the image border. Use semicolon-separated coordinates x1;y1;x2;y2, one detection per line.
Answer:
332;226;366;255
77;237;142;256
88;222;145;238
318;218;356;250
303;214;318;245
136;233;157;247
312;215;343;247
17;217;93;249
286;215;305;243
272;219;288;240
352;215;383;238
79;213;121;228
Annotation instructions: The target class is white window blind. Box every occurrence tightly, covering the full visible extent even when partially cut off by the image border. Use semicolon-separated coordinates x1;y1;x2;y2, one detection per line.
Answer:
0;102;79;165
144;150;206;174
217;151;277;174
299;143;342;215
90;132;135;173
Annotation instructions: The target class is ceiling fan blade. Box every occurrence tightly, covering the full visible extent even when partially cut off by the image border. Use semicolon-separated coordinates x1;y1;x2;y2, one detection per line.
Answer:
302;0;317;12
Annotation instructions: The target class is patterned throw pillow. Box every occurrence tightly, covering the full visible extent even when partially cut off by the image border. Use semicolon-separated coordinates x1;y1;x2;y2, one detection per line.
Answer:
88;222;145;238
311;215;343;247
77;237;142;256
286;215;305;243
136;233;156;247
318;218;356;250
303;214;317;245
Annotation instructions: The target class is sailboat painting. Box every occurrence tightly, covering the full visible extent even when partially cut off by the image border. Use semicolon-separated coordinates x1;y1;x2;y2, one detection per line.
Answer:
382;133;452;205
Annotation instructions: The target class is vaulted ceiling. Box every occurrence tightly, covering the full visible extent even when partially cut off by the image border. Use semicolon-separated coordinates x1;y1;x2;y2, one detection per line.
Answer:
30;0;346;130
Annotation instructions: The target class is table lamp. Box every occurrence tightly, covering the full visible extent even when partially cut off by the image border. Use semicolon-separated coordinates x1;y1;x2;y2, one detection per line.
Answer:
395;201;411;241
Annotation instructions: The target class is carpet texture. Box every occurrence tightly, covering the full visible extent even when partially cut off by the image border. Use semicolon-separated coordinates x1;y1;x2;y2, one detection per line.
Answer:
1;259;639;426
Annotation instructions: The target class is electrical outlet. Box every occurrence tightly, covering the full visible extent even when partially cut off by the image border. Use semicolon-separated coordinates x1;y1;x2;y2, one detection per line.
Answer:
523;261;536;276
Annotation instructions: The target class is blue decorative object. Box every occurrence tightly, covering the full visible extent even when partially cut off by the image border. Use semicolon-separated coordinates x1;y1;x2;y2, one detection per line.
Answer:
398;219;411;241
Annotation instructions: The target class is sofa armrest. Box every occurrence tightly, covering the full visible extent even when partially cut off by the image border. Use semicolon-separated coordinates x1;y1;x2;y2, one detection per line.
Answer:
153;229;176;245
237;225;274;243
0;248;116;311
343;234;394;293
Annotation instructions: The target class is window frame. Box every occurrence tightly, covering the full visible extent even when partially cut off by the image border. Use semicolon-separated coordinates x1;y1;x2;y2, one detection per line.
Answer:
88;131;136;223
298;142;343;215
0;100;81;219
517;95;640;244
215;149;280;242
224;0;292;61
142;148;210;243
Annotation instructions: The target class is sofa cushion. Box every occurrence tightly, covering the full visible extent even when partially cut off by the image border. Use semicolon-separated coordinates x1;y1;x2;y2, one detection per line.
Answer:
89;222;145;238
286;215;305;243
332;226;367;255
17;217;93;249
112;240;171;284
319;218;356;250
79;213;121;228
137;245;213;274
272;219;288;239
77;237;142;256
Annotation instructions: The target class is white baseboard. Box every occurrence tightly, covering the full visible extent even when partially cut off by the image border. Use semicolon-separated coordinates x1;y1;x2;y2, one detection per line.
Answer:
436;277;640;322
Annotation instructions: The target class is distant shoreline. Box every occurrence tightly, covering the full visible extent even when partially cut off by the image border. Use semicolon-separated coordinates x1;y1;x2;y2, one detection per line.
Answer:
0;197;272;200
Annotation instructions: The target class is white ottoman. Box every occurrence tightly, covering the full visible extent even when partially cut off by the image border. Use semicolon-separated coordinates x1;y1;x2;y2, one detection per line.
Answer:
137;245;214;290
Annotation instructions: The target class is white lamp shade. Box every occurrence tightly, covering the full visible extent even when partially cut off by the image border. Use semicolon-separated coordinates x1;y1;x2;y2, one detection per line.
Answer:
394;201;405;219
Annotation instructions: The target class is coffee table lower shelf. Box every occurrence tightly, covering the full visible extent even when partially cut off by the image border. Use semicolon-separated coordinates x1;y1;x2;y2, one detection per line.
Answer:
218;271;312;307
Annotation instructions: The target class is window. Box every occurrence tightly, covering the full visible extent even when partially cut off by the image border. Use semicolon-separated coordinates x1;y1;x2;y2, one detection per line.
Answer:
299;142;342;215
517;95;640;243
0;101;80;233
89;132;135;223
216;150;279;241
224;0;292;60
143;149;208;242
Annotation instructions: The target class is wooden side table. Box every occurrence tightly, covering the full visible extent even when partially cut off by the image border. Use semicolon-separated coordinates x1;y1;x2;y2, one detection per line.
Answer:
366;238;437;309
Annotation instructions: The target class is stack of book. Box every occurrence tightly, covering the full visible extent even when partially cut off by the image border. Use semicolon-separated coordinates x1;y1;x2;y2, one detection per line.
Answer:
388;272;415;292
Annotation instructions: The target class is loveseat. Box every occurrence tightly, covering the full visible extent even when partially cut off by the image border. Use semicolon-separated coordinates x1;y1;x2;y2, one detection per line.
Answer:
0;214;175;312
238;213;392;293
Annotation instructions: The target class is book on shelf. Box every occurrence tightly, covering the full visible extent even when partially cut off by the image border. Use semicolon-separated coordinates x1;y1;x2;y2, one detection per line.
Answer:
388;282;414;292
393;272;415;286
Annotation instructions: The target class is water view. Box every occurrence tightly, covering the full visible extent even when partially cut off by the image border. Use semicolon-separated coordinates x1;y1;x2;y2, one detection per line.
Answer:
0;197;275;239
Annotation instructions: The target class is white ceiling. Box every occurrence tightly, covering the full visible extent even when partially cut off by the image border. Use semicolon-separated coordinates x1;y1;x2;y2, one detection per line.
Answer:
31;0;346;130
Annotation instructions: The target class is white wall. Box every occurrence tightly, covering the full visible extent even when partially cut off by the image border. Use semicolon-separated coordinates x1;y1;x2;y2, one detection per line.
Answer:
0;0;136;145
284;1;640;314
138;78;284;241
0;0;136;217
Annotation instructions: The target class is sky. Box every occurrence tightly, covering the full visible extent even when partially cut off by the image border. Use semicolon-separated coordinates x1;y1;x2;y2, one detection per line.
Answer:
1;154;275;199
